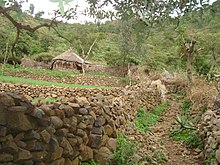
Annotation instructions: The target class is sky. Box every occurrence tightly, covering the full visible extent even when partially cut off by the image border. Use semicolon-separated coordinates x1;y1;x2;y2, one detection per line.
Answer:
22;0;98;23
22;0;217;24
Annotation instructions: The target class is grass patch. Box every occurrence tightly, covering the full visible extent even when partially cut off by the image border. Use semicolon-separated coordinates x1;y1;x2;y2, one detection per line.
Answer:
0;75;109;89
1;64;114;77
170;129;202;148
114;133;137;165
32;97;57;103
135;102;168;132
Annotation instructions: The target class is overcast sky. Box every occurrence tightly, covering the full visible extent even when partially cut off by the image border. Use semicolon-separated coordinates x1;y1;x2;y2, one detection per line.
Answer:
22;0;94;23
22;0;217;24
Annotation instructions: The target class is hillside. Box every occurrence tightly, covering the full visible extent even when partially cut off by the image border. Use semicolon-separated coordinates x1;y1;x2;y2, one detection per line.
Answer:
0;0;220;75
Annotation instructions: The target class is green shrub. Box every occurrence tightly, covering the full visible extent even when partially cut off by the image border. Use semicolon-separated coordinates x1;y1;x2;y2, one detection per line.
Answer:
170;129;202;148
80;160;100;165
114;133;136;165
135;103;167;132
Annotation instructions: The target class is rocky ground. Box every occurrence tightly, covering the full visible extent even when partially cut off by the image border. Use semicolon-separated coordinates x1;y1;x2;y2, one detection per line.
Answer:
153;101;202;165
121;96;203;165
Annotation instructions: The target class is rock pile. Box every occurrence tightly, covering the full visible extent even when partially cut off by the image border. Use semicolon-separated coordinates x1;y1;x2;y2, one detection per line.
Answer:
0;83;161;164
199;95;220;164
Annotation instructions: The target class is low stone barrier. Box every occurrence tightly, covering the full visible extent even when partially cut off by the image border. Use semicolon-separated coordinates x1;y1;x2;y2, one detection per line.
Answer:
4;70;123;87
199;95;220;164
0;83;161;164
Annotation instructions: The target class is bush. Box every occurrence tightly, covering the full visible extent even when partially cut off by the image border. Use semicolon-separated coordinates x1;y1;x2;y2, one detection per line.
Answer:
32;52;55;63
114;133;136;165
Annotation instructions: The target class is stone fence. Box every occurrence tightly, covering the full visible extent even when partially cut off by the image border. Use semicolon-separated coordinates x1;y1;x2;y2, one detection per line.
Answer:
199;95;220;164
0;83;161;164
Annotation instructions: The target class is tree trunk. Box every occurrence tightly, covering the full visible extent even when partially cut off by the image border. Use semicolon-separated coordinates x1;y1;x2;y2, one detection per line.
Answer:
187;53;193;84
11;28;20;68
210;48;217;72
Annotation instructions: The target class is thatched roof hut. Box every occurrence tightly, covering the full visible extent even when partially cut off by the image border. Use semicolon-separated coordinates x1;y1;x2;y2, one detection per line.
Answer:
52;50;84;64
50;50;90;71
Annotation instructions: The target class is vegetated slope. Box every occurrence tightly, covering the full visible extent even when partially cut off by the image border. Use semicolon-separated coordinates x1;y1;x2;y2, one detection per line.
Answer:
0;1;220;74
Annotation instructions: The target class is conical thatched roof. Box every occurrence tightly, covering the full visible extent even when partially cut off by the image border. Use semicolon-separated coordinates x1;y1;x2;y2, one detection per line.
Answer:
52;50;84;64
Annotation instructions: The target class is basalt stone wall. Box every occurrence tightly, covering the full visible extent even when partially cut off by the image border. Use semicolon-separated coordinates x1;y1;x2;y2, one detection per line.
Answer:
199;95;220;164
0;83;161;165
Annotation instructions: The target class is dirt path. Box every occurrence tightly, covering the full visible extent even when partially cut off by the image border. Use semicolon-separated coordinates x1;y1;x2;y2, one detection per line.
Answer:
150;100;202;165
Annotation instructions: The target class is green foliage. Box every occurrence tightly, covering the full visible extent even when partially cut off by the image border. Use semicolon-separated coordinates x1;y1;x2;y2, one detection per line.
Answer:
204;151;216;165
79;160;100;165
114;133;136;165
135;103;167;132
170;128;202;148
0;0;220;75
170;99;202;148
152;150;167;164
32;52;55;63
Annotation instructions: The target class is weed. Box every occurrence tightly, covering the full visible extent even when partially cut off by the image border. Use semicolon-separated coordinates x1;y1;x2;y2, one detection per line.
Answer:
119;77;129;83
135;103;168;132
114;133;137;165
152;150;167;164
204;151;216;165
160;140;166;145
144;150;167;164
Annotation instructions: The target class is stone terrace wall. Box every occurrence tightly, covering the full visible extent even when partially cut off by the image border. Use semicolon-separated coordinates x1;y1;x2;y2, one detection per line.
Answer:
0;83;161;165
199;95;220;164
5;70;123;87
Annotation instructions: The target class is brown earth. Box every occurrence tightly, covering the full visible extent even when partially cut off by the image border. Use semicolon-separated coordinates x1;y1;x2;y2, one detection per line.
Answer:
148;98;202;165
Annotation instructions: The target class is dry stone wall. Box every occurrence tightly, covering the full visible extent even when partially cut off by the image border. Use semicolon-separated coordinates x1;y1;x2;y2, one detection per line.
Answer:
199;95;220;164
0;83;161;165
4;70;123;87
